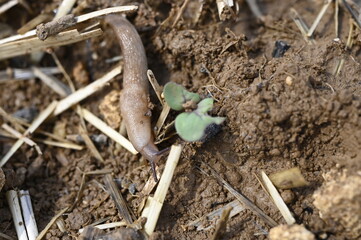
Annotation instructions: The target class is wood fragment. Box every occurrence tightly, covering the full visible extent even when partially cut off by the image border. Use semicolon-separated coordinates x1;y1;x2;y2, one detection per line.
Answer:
261;171;296;225
104;174;135;224
211;207;232;240
0;28;103;60
142;145;182;236
35;207;68;240
54;65;121;116
0;6;138;45
200;162;278;227
36;14;76;41
0;101;58;167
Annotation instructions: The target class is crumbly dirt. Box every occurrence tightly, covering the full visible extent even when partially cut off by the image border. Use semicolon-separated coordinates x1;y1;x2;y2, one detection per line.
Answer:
1;0;361;239
269;224;315;240
313;169;361;239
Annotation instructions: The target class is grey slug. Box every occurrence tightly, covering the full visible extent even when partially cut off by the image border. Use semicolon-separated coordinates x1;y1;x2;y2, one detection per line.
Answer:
105;15;162;181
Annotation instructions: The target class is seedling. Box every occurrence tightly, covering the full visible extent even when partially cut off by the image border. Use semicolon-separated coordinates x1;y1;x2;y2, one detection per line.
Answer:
163;82;225;142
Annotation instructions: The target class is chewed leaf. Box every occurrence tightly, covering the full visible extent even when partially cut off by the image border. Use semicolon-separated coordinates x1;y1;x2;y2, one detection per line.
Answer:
163;82;201;111
175;112;225;141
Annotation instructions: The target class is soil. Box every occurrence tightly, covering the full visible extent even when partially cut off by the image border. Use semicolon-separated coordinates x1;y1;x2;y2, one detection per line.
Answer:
1;0;361;239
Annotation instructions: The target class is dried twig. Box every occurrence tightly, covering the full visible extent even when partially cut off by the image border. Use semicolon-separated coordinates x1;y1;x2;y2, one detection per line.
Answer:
0;5;138;45
334;18;355;75
200;162;278;227
290;8;316;44
307;0;332;37
211;207;232;240
69;169;112;211
19;190;39;240
2;123;42;155
335;0;340;38
104;174;135;224
50;52;76;91
342;0;361;29
6;190;27;240
245;0;263;20
78;107;104;163
172;0;191;27
17;13;53;35
33;138;83;150
141;145;182;236
54;0;76;20
0;28;103;60
0;232;15;240
146;70;163;105
184;200;245;231
36;207;68;240
155;103;170;136
261;171;296;225
79;108;137;154
32;67;71;97
0;67;60;83
0;101;58;167
0;106;26;132
79;222;127;233
54;65;121;115
0;0;18;15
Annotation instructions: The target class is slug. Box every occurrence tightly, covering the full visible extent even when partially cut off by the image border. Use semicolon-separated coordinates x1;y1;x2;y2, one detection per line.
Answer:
105;15;161;180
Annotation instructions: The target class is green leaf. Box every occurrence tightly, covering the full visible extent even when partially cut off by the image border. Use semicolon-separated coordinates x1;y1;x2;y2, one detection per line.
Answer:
175;112;225;142
163;82;201;111
196;98;214;114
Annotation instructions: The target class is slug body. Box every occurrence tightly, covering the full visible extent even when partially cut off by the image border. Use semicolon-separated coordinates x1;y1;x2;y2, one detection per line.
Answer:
105;15;160;173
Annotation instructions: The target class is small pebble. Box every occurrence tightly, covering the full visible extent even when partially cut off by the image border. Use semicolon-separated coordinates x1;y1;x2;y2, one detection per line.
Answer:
272;40;290;58
281;189;295;204
285;76;293;86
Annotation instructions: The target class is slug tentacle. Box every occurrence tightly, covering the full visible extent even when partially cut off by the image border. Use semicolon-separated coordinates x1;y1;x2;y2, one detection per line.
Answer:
105;15;162;181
